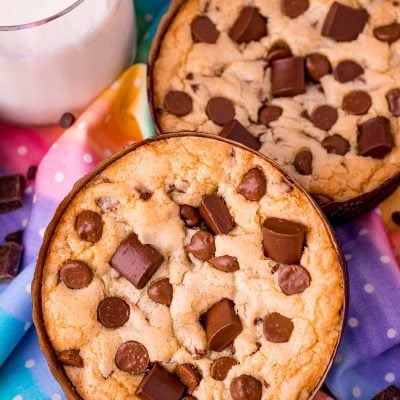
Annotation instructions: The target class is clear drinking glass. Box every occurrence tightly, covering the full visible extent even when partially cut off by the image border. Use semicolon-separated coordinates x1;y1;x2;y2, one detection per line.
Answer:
0;0;136;126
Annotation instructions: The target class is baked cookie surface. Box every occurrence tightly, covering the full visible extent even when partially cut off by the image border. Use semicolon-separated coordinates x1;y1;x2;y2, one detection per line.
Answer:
151;0;400;202
41;136;344;400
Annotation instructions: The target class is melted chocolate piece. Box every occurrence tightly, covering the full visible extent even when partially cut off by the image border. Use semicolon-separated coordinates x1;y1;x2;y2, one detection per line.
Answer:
386;88;400;117
191;16;219;43
305;53;332;82
334;60;364;83
281;0;309;18
97;297;130;329
237;168;267;201
115;341;149;374
59;260;93;289
373;22;400;43
229;7;267;44
58;349;83;368
164;91;193;117
294;147;313;175
322;134;350;156
311;105;338;131
209;255;240;272
0;175;25;214
266;45;292;64
258;105;283;126
147;278;173;306
211;357;238;381
278;264;311;295
175;364;201;394
230;375;262;400
263;312;294;342
206;97;236;126
186;230;216;261
219;120;261;150
75;210;103;243
342;90;372;115
180;205;202;228
271;57;306;97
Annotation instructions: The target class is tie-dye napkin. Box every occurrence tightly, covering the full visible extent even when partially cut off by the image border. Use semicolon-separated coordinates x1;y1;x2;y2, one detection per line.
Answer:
0;1;399;399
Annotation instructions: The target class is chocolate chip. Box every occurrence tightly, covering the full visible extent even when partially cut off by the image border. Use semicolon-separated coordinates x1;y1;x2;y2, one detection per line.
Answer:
229;7;267;44
258;105;283;126
342;90;372;115
357;116;393;159
311;105;338;131
199;194;235;235
58;349;83;367
110;233;164;289
305;53;332;82
263;312;294;343
180;205;202;228
266;45;292;64
206;97;235;126
311;193;334;206
191;16;219;43
27;165;37;180
237;168;267;201
211;357;238;381
322;134;350;155
278;264;311;295
175;364;201;393
322;2;368;42
0;242;23;282
147;278;173;306
115;341;149;374
209;256;240;272
75;210;103;243
96;196;120;212
97;297;130;329
294;147;313;175
281;0;309;18
219;120;261;150
59;112;76;128
373;22;400;43
386;88;400;117
60;260;93;289
5;230;23;244
230;375;262;400
204;298;242;351
392;211;400;226
334;60;364;83
262;217;306;264
135;363;186;400
186;230;216;261
0;175;25;214
164;91;193;117
372;385;400;400
271;57;306;97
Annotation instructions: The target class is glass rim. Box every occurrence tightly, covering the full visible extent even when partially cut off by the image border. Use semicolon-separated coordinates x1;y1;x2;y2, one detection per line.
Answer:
0;0;86;31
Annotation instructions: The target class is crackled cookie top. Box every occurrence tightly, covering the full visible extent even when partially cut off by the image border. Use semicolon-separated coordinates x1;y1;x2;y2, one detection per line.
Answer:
41;136;344;400
152;0;400;202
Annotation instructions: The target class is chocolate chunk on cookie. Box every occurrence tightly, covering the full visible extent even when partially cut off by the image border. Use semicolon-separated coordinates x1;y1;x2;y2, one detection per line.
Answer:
322;134;350;156
60;260;93;289
147;278;173;306
230;375;262;400
263;312;294;343
220;120;261;150
59;349;83;368
334;60;363;83
115;341;149;374
206;97;235;126
294;147;313;175
209;255;240;272
373;23;400;43
211;357;238;381
180;205;202;228
278;265;311;295
0;242;23;282
342;90;372;115
305;53;332;82
311;105;338;131
75;210;103;243
229;7;267;44
164;91;193;117
97;297;130;329
191;15;219;43
271;57;306;97
175;364;201;393
281;0;309;19
258;105;283;126
266;45;292;64
386;88;400;117
0;175;25;214
186;230;216;261
237;168;266;201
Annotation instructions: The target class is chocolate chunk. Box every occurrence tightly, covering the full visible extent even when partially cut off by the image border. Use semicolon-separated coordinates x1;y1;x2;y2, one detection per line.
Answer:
263;312;294;342
392;211;400;226
372;385;400;400
322;2;368;42
230;375;262;400
342;90;372;115
281;0;309;18
0;175;24;214
199;194;235;235
186;230;215;261
294;147;313;175
110;233;164;289
136;187;153;201
386;88;400;117
258;105;283;126
229;7;267;44
358;116;393;159
115;341;149;374
209;255;240;272
278;264;311;295
262;217;306;264
206;97;235;126
271;57;306;97
191;16;219;43
164;91;193;117
334;60;364;83
96;196;120;212
147;278;173;306
0;242;23;282
27;165;37;180
211;357;238;381
322;134;350;155
237;168;267;201
311;105;338;131
135;363;186;400
180;205;202;228
373;22;400;43
97;297;130;329
58;349;83;367
59;112;76;128
204;298;242;351
60;260;93;289
175;364;201;393
219;120;261;150
305;53;332;82
311;193;334;206
75;210;103;243
5;230;23;244
266;45;292;64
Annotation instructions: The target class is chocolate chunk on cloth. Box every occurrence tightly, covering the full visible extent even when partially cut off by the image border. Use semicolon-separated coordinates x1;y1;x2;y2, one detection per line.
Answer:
334;60;364;83
97;297;130;329
278;265;311;295
75;210;103;243
59;260;93;289
211;357;238;381
5;230;23;244
262;217;306;264
322;134;350;156
135;363;186;400
263;312;294;342
199;194;235;235
147;278;173;306
110;232;164;289
322;2;368;42
220;119;261;150
186;230;215;261
175;364;201;393
230;375;262;400
271;57;306;97
311;105;338;131
237;168;267;201
27;165;37;180
0;242;23;282
373;23;400;43
58;349;83;368
358;116;393;159
206;97;235;126
229;7;267;44
59;112;76;128
372;385;400;400
115;341;149;374
164;90;193;117
342;90;372;115
281;0;309;19
204;298;243;351
180;204;202;228
305;53;332;82
0;175;25;214
191;16;219;43
209;255;240;272
258;105;283;126
386;88;400;117
294;147;313;175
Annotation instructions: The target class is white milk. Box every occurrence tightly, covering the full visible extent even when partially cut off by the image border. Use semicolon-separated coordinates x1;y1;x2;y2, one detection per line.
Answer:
0;0;136;126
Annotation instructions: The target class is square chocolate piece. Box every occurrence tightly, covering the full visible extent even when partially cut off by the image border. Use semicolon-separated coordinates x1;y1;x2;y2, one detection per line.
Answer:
219;119;261;150
0;242;23;282
372;385;400;400
0;175;25;214
271;57;306;97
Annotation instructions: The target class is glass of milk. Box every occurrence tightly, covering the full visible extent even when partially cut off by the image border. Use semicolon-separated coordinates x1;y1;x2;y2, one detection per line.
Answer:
0;0;136;126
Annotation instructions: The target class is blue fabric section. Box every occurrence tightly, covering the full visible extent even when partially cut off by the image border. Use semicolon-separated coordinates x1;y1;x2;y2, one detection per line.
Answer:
0;309;25;366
